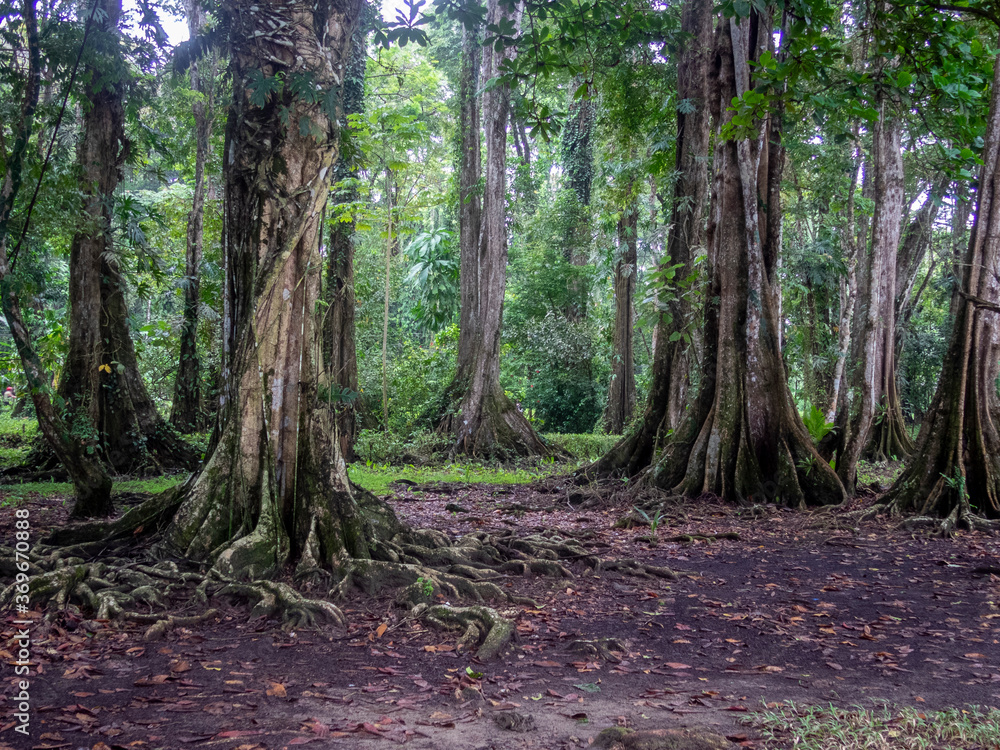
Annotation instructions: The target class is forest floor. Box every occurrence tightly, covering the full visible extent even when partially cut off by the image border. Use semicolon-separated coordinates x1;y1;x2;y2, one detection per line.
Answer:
1;471;999;750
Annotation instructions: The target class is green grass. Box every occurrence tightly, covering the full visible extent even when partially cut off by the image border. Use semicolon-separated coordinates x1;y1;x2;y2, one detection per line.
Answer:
348;461;564;496
0;412;37;467
0;475;185;507
746;701;1000;750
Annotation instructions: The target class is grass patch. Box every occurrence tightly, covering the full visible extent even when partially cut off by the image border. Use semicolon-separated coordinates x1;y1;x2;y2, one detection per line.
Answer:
542;433;617;462
856;459;905;489
0;412;37;467
0;475;187;508
349;461;563;496
746;701;1000;749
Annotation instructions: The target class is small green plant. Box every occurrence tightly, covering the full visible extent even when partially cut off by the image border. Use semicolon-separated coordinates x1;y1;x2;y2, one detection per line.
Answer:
415;576;434;598
801;404;835;445
634;506;664;536
942;467;971;507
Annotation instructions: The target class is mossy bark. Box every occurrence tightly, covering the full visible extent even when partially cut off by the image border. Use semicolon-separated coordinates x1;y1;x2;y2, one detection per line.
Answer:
649;11;845;507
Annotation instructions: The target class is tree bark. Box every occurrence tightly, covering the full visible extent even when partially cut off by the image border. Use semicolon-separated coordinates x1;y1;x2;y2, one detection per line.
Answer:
53;0;197;476
833;104;911;492
0;0;113;516
882;53;1000;524
170;0;216;433
323;13;368;461
648;11;844;507
165;0;395;580
561;94;594;321
602;198;637;433
587;0;712;476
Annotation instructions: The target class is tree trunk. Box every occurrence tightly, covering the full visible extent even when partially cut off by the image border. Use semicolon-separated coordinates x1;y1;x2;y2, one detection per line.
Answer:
826;137;862;423
443;0;548;457
587;0;712;476
648;11;844;507
323;13;368;462
602;199;637;433
882;54;1000;525
55;0;197;475
895;176;946;340
0;0;113;516
170;0;216;433
165;0;394;580
440;23;482;422
562;93;594;321
833;105;911;492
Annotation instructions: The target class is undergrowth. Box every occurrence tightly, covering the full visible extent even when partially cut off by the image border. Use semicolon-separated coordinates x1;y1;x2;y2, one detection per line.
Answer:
746;701;1000;749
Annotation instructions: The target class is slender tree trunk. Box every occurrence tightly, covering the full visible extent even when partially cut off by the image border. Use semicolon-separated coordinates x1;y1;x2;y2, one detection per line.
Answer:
562;95;593;322
438;24;482;432
649;11;844;507
165;0;397;579
170;0;216;433
895;177;946;342
449;0;549;457
0;0;113;515
587;0;712;476
52;0;197;476
827;139;862;423
882;53;1000;525
382;177;392;428
602;198;637;433
323;13;368;461
834;103;911;492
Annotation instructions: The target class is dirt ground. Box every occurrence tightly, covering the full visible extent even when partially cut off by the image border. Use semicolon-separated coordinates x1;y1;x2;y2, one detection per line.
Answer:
1;481;998;750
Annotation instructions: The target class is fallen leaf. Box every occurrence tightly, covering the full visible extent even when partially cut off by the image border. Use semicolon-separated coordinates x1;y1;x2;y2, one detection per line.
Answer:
267;682;288;697
664;663;691;670
376;623;388;638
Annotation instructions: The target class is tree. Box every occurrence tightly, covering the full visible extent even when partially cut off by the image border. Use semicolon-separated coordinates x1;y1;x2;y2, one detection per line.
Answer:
323;6;372;461
170;0;218;433
833;100;911;492
647;7;844;506
601;194;637;433
158;0;400;583
34;0;197;478
589;0;712;473
0;0;114;516
881;48;1000;531
442;0;550;457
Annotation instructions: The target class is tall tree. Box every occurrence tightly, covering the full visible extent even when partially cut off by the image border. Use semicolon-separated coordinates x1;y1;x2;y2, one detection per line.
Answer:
882;48;1000;530
443;0;549;456
0;0;113;516
323;5;371;462
170;0;218;433
48;0;197;476
833;101;911;491
648;8;844;506
588;0;712;474
601;193;637;433
162;0;395;579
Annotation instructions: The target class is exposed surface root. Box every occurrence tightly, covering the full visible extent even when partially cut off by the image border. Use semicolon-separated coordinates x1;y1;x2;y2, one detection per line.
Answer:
566;637;628;663
214;579;346;629
415;603;515;659
124;608;220;640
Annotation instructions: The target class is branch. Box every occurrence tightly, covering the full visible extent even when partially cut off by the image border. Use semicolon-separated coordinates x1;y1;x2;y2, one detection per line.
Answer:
959;290;1000;314
913;0;1000;27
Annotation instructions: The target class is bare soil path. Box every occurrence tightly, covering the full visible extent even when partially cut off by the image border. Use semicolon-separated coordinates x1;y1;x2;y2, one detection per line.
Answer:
1;481;997;750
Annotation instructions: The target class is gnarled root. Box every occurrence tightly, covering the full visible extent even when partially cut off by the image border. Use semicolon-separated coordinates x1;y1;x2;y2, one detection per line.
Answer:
593;558;678;579
214;579;346;629
415;603;515;660
124;608;220;641
566;637;628;663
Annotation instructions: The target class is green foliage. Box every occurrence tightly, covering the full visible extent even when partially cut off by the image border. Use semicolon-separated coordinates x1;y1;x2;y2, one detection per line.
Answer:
801;404;835;445
404;228;460;333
